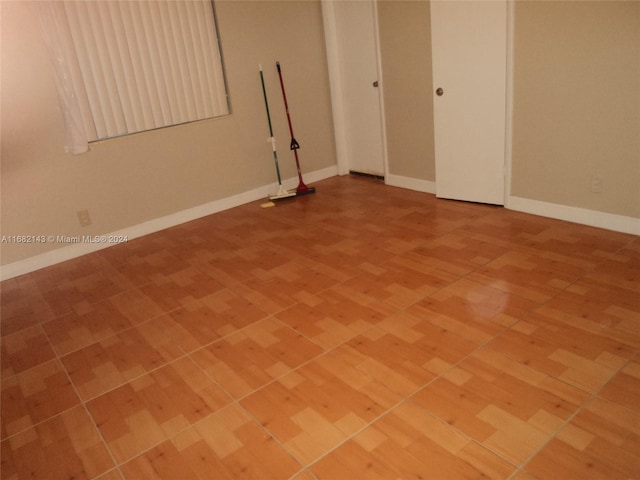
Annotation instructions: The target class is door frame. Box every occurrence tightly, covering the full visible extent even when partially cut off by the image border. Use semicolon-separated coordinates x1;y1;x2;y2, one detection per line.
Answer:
504;0;515;207
321;0;513;200
321;0;388;179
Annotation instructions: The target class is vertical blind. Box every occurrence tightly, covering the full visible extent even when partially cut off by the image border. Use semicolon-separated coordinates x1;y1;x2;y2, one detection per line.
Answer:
39;0;229;153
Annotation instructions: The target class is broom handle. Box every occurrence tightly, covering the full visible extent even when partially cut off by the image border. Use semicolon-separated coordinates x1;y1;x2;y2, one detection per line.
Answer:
260;65;283;186
276;62;299;149
276;61;309;193
260;65;275;138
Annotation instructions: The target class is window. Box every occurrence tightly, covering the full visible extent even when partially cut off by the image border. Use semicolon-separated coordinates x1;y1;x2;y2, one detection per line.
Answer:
38;0;229;153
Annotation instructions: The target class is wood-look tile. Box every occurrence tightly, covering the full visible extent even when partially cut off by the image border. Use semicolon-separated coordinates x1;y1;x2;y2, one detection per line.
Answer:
1;325;56;379
271;207;405;273
338;255;457;310
384;253;461;289
120;403;302;480
345;314;477;396
583;246;640;294
240;242;309;271
457;209;562;250
251;257;339;296
1;176;638;479
241;348;403;465
397;199;488;238
310;280;395;321
360;223;434;256
191;244;289;287
290;471;318;480
541;277;640;344
94;469;125;480
311;229;399;266
539;305;640;353
408;232;510;276
56;267;135;307
86;357;231;464
225;257;339;316
111;249;193;286
31;263;135;318
149;302;227;354
599;358;640;412
0;278;56;336
509;471;540;480
139;266;225;313
42;289;164;356
523;224;636;265
157;232;220;267
273;240;371;282
230;280;299;317
98;232;189;271
525;397;640;479
267;234;354;283
407;278;538;345
275;287;393;350
26;253;119;293
61;319;184;401
411;348;590;464
1;405;114;480
486;308;637;393
1;359;80;439
312;401;515;480
466;250;587;303
0;276;34;310
198;288;271;333
204;205;289;245
191;317;323;399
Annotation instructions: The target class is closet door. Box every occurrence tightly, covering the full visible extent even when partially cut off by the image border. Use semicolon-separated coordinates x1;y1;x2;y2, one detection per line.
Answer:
431;0;507;205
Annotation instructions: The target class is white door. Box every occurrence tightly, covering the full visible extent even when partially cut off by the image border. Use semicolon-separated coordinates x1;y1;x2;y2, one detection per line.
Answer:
322;0;385;177
431;0;507;205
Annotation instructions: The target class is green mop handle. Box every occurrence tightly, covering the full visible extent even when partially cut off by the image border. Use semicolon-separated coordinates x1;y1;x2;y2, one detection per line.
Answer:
259;65;283;186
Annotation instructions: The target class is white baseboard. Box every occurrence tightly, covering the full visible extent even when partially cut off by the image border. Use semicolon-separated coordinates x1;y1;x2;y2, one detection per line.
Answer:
383;176;639;236
4;170;635;281
0;165;338;281
508;196;640;235
385;174;436;194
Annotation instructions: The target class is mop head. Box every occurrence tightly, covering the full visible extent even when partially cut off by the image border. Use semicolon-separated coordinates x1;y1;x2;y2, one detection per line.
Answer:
268;185;296;201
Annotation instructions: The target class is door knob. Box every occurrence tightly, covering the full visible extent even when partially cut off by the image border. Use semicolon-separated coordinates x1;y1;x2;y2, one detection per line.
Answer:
436;87;444;96
373;80;379;87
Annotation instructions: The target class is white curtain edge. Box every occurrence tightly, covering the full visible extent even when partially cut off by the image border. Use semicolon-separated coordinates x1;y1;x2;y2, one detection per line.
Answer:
34;1;91;155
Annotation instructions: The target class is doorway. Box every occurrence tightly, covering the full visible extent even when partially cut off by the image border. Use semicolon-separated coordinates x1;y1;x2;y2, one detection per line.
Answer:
321;0;386;178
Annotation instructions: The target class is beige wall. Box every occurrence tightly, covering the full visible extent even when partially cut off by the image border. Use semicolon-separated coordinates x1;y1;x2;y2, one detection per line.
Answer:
2;0;638;271
377;0;435;181
512;0;640;218
378;0;638;218
1;0;335;266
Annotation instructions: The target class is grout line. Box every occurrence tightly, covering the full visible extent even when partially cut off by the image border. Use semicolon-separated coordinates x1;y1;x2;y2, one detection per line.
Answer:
515;349;640;478
2;178;638;479
79;401;126;479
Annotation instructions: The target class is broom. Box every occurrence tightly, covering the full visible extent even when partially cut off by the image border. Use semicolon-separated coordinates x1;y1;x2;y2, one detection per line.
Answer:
260;64;295;203
276;61;316;196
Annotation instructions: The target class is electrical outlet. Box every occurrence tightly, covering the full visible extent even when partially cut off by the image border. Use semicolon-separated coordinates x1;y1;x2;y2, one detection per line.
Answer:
77;209;92;227
590;175;603;193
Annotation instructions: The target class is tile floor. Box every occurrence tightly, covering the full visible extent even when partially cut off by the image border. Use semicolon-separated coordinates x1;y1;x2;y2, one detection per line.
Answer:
1;175;639;479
